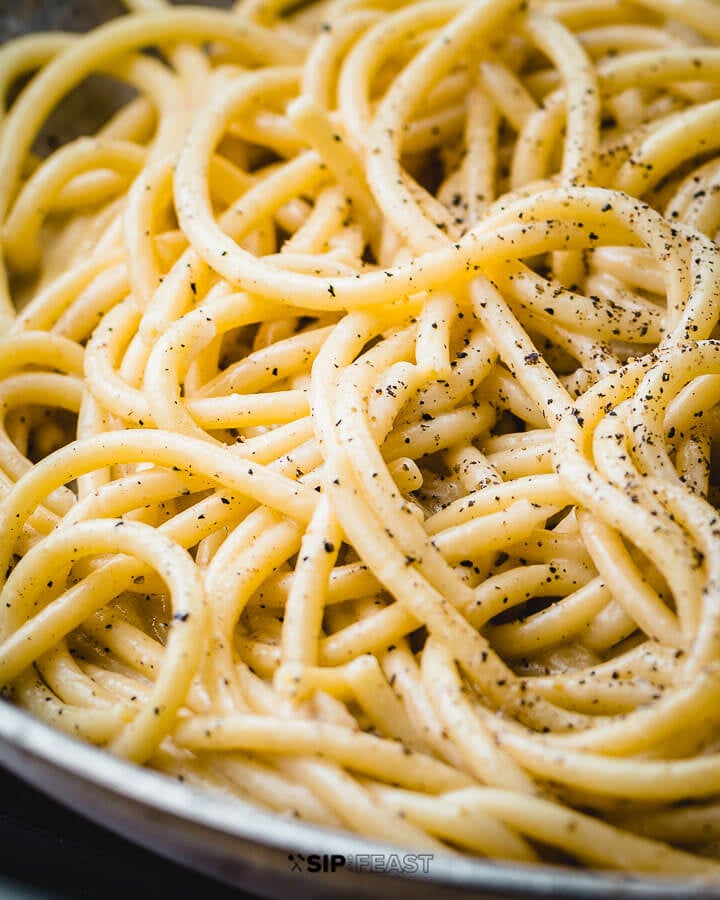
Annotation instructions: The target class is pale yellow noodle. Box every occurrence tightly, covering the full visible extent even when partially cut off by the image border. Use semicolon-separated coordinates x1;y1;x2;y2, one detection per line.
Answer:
2;0;720;880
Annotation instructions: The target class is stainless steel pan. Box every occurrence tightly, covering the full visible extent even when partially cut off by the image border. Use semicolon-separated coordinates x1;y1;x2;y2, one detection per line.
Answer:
0;700;713;899
0;4;717;897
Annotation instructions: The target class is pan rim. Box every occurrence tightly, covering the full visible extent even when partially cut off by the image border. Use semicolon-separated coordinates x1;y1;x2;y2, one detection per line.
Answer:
0;699;715;899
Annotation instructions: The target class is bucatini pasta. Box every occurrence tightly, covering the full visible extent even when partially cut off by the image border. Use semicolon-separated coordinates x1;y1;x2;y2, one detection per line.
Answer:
4;0;720;877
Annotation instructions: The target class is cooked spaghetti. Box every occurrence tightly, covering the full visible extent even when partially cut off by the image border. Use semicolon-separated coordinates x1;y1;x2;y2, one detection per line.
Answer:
2;0;720;876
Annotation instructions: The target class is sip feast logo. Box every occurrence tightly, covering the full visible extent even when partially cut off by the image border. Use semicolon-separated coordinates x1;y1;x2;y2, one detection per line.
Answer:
287;852;434;873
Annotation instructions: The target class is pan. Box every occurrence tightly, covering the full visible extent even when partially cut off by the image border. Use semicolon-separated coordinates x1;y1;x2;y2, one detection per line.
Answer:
0;4;717;898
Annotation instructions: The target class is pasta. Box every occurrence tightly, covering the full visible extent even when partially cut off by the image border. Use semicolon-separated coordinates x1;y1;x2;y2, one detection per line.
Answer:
5;0;720;877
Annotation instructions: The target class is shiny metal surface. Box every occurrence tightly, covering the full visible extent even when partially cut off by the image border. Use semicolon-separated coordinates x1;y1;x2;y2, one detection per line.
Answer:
0;700;714;899
1;3;719;897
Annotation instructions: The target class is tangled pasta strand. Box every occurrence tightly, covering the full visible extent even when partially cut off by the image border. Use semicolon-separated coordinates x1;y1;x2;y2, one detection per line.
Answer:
4;0;720;878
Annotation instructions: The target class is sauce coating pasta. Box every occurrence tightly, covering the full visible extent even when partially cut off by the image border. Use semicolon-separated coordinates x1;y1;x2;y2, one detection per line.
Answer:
3;0;720;877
